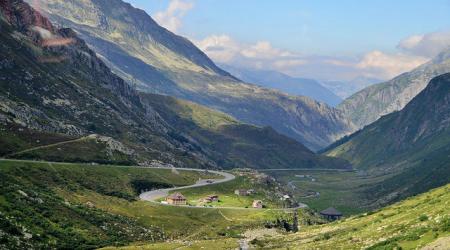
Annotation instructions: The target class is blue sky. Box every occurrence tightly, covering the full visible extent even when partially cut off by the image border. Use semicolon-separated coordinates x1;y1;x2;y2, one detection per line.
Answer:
127;0;450;81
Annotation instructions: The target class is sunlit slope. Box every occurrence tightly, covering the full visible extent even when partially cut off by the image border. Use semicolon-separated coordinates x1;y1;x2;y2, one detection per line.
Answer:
261;184;450;250
141;94;351;170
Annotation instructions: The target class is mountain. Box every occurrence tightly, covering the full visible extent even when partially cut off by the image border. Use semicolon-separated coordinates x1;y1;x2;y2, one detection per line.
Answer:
220;65;342;106
29;0;355;151
140;94;350;170
0;0;349;170
320;76;382;99
0;0;213;169
326;73;450;204
339;50;450;128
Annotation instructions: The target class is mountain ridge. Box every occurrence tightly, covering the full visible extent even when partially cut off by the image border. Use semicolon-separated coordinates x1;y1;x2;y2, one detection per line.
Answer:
338;49;450;129
30;0;355;151
220;64;342;106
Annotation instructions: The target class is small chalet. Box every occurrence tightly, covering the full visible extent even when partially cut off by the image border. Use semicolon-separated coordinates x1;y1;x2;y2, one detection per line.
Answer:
166;192;187;205
235;189;250;196
252;200;263;209
202;195;219;203
320;207;343;220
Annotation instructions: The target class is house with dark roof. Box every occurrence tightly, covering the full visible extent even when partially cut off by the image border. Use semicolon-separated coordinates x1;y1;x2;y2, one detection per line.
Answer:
320;207;343;220
166;192;187;205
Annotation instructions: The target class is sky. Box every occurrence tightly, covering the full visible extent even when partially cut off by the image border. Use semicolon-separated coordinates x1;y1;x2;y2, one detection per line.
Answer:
127;0;450;81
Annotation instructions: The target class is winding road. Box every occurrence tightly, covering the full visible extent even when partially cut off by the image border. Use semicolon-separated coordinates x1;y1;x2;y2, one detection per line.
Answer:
139;167;235;203
139;167;308;210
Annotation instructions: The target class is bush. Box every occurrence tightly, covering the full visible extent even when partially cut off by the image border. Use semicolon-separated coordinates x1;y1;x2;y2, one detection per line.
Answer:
419;214;428;221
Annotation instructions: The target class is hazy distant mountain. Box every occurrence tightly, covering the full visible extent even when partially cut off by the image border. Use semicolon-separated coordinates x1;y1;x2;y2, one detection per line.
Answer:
320;76;382;99
221;65;342;106
29;0;354;151
326;73;450;203
339;49;450;128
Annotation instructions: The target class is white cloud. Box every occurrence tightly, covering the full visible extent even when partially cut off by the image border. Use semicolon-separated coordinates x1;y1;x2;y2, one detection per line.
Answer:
194;35;305;73
154;0;193;33
398;31;450;57
241;41;295;59
195;32;439;81
194;35;240;62
355;50;428;79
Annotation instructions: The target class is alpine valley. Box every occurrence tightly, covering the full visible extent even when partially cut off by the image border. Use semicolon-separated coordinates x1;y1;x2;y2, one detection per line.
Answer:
0;0;449;249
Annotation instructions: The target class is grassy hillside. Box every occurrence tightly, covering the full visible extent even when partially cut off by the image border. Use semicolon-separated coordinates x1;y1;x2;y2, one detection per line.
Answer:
0;160;291;249
326;74;450;205
258;184;450;249
141;94;350;170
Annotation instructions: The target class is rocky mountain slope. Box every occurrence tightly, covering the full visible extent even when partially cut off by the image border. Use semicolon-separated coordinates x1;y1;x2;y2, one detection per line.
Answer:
326;73;450;203
221;64;342;106
0;0;349;170
0;0;213;168
30;0;354;151
339;49;450;128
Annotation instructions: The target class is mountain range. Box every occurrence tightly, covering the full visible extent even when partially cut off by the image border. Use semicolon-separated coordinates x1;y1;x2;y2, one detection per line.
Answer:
320;76;382;99
28;0;355;151
339;49;450;129
220;64;342;106
0;0;349;170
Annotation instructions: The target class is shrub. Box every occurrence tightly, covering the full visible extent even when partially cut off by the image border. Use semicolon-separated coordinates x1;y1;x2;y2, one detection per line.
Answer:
419;214;428;221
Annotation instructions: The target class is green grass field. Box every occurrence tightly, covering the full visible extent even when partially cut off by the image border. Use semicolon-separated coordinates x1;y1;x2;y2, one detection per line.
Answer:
266;170;392;215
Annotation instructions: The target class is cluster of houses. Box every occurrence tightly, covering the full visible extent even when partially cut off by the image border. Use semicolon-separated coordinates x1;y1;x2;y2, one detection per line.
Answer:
164;192;221;206
163;189;265;209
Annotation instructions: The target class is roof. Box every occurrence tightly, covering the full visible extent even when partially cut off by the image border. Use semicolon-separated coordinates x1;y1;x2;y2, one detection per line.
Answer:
320;207;342;216
167;192;186;200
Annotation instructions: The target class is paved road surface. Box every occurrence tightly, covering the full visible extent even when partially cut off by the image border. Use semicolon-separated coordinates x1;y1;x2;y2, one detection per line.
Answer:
139;168;235;202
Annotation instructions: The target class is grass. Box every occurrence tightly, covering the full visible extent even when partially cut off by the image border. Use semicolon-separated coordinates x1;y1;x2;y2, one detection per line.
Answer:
267;170;392;215
101;238;239;250
0;160;290;249
9;136;136;165
258;184;450;249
